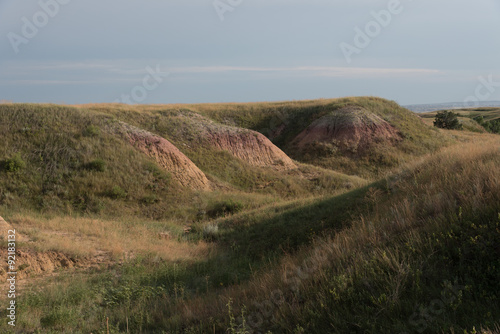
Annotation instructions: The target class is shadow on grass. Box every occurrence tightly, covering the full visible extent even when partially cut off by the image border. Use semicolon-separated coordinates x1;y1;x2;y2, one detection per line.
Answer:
154;180;386;292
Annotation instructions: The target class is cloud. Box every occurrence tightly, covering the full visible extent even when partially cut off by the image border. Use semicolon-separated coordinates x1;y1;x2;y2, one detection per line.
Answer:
0;60;442;86
167;66;441;78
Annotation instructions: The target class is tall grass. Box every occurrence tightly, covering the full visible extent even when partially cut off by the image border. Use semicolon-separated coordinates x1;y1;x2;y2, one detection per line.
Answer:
150;137;500;333
0;101;498;333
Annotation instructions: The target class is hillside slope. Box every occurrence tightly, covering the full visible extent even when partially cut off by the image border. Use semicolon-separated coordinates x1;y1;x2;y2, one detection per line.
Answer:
111;121;211;190
0;104;364;220
0;101;498;334
120;97;451;178
79;104;364;196
157;136;500;333
5;135;498;334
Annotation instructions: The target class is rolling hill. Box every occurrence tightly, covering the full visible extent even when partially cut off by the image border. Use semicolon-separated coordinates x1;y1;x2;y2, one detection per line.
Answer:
0;98;499;334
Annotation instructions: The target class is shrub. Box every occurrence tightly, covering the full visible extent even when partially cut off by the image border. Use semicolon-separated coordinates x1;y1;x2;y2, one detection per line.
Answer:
207;199;244;218
83;159;106;172
474;116;500;134
1;153;26;173
106;186;127;200
82;125;100;137
473;115;485;125
141;195;159;205
72;192;105;213
434;111;463;130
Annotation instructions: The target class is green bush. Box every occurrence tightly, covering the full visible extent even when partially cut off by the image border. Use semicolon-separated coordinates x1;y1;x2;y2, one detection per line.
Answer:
1;153;26;173
82;124;100;137
474;116;500;134
106;186;127;200
141;194;159;205
83;159;106;172
434;111;463;130
207;199;244;218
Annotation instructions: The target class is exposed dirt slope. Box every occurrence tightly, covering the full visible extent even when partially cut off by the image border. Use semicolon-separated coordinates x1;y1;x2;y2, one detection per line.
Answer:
291;106;401;153
0;216;109;280
0;216;26;242
205;127;297;170
0;249;86;280
187;113;296;170
113;122;211;191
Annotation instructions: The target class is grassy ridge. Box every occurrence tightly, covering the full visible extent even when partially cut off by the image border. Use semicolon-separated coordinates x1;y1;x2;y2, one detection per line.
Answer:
82;97;450;179
0;104;363;221
0;104;202;221
80;103;368;196
169;137;500;333
196;97;450;178
0;100;499;333
4;137;499;333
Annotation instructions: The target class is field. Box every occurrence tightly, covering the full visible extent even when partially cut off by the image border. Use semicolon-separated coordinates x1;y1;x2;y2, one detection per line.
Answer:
0;98;499;333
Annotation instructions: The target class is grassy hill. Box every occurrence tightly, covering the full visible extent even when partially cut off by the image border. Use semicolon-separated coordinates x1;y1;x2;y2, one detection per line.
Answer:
187;97;450;178
0;103;364;221
0;99;499;333
81;97;451;179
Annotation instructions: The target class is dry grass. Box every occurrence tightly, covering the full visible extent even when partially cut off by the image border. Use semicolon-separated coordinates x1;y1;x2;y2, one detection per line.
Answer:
1;101;498;333
9;214;214;262
156;135;500;332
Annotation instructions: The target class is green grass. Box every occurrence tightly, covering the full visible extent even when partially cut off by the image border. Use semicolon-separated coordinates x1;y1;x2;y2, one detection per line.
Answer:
421;107;500;134
0;103;363;222
420;107;500;122
190;96;449;179
0;100;499;333
79;97;451;180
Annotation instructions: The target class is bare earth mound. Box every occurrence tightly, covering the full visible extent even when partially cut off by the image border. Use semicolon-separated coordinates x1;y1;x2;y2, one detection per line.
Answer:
193;116;296;170
292;106;401;152
114;122;211;191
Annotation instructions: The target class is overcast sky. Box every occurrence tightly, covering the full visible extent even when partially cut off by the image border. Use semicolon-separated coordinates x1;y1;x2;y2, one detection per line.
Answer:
0;0;499;105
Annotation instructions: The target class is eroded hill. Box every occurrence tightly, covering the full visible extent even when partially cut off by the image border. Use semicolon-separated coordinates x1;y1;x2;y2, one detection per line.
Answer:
1;98;498;334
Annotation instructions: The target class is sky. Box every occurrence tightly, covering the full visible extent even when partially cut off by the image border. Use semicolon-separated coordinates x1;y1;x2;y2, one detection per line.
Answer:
0;0;499;105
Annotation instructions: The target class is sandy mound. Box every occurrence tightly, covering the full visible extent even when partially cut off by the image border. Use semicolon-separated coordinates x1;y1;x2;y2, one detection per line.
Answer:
179;113;296;170
204;127;296;170
166;110;296;170
292;106;401;152
114;122;211;191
